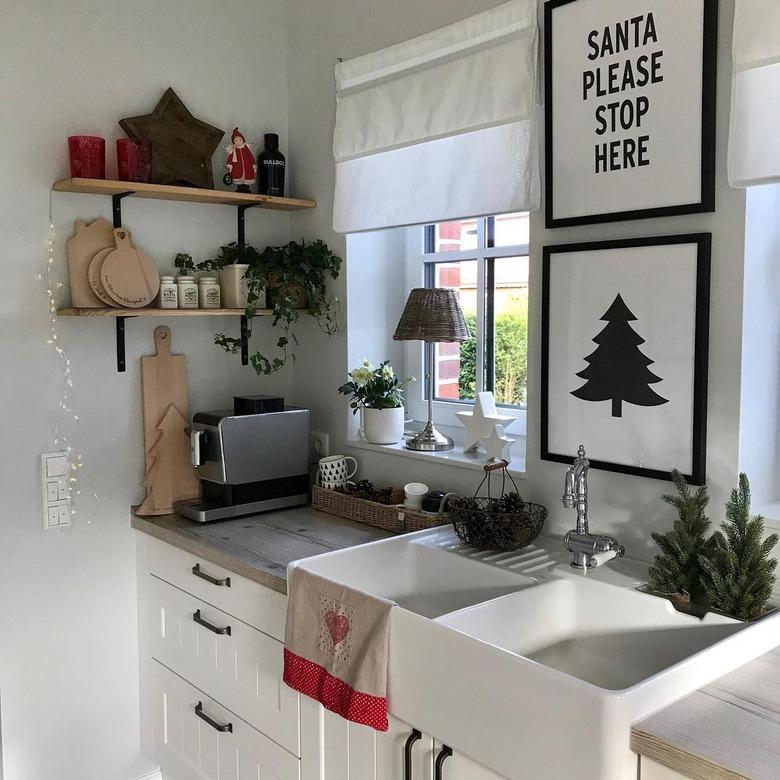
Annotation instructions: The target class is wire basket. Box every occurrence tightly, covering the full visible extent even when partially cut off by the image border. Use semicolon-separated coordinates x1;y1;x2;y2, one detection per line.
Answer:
447;460;547;551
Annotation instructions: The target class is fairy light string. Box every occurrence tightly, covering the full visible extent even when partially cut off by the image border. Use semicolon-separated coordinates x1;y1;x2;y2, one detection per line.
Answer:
41;198;87;520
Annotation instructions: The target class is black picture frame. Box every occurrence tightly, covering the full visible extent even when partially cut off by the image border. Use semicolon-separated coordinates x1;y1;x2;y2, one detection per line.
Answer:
544;0;719;229
541;233;711;484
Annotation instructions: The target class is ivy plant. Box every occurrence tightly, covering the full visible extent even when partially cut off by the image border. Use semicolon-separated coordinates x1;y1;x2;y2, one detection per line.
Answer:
174;240;342;374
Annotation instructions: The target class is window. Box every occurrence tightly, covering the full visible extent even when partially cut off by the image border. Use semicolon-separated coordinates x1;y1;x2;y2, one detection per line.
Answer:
405;213;530;439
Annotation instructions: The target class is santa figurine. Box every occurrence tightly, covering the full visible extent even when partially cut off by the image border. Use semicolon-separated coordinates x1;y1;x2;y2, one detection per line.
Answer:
224;127;257;192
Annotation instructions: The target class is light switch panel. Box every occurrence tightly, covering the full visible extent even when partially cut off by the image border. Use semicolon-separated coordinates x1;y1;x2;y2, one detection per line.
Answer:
41;451;71;529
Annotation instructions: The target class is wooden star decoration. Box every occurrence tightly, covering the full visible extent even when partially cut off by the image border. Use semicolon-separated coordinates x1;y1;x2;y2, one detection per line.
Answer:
455;391;515;453
120;88;224;189
482;424;514;463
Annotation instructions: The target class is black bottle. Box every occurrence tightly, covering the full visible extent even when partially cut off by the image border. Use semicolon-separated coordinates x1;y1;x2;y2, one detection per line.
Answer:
258;133;286;197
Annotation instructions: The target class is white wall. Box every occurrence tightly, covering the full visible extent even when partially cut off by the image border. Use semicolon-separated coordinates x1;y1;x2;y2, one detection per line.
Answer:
287;1;749;556
344;230;407;439
739;183;780;512
0;2;290;779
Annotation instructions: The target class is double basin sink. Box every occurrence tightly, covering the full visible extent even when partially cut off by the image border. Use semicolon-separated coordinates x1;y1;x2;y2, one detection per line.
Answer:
296;528;780;780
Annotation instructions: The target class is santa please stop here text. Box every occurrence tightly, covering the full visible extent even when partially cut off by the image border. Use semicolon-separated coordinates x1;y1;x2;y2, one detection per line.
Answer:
582;13;664;174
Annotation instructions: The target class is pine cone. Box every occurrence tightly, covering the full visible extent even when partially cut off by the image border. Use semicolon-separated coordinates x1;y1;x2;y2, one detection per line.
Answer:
354;479;374;492
498;492;525;514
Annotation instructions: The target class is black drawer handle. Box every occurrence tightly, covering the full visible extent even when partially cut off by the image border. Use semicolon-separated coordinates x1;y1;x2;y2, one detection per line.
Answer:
192;563;231;587
404;729;422;780
434;745;453;780
193;609;231;636
195;701;233;733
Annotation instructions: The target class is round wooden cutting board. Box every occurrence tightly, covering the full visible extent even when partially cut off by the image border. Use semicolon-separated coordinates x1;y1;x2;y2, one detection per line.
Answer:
88;245;120;306
101;228;160;308
67;218;115;308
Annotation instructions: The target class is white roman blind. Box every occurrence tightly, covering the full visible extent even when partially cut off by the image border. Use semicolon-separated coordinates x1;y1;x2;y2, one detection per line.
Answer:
729;0;780;187
332;0;539;234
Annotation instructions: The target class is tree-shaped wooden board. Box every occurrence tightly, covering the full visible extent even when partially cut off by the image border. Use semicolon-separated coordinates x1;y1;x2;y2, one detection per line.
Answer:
137;326;200;515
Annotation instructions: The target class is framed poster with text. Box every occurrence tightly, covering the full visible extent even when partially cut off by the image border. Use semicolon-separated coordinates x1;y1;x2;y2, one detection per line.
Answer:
544;0;719;228
541;234;711;483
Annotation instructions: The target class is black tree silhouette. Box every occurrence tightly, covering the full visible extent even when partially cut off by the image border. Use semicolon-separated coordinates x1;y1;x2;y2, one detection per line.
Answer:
571;293;668;418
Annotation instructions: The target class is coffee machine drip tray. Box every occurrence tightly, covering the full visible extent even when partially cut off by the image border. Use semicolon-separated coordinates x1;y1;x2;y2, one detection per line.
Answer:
174;474;309;523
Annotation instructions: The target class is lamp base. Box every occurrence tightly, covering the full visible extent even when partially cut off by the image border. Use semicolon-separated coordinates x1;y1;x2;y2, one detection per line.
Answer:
406;421;454;452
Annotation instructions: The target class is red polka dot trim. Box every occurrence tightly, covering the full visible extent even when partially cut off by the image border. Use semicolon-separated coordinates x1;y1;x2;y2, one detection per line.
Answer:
283;648;389;731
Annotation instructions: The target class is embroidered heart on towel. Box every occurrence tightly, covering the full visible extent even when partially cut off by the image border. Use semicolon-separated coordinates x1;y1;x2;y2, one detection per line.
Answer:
324;610;350;645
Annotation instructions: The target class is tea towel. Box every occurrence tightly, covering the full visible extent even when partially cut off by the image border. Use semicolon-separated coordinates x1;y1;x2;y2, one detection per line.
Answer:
283;564;394;731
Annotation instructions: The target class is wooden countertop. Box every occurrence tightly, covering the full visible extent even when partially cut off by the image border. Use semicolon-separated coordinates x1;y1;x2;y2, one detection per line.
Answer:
632;647;780;779
131;505;392;594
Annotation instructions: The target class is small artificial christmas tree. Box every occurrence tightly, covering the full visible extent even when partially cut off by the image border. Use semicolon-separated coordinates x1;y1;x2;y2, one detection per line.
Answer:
571;293;668;418
647;469;715;602
699;473;778;620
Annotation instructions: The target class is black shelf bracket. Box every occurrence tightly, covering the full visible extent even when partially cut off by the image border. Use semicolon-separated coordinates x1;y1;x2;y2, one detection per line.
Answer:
240;315;249;366
237;204;258;249
116;317;127;372
112;191;133;228
237;203;257;366
111;192;133;372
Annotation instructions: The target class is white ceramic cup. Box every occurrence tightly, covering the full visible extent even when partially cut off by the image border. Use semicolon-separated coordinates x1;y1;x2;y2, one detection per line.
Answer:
404;482;429;510
319;455;358;490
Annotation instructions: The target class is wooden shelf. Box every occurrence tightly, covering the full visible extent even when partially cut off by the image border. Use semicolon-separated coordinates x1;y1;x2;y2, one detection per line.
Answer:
57;307;272;318
52;178;316;211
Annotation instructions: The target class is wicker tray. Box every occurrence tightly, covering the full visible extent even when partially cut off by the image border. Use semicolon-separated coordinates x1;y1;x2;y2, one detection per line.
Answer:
311;485;445;534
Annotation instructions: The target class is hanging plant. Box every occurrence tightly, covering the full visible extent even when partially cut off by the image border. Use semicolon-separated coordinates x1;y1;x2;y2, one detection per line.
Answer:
175;240;342;374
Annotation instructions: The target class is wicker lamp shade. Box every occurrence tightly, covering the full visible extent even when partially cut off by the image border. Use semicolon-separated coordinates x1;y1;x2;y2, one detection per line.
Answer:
393;288;471;343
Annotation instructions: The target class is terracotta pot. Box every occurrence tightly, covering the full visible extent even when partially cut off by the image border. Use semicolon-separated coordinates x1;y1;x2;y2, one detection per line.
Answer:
362;406;405;445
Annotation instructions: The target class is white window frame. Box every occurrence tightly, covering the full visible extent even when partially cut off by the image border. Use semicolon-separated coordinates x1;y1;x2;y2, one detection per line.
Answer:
403;220;529;442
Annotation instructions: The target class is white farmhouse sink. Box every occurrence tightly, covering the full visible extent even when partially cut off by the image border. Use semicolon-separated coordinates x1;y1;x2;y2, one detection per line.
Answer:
293;529;780;780
298;533;536;618
438;577;744;690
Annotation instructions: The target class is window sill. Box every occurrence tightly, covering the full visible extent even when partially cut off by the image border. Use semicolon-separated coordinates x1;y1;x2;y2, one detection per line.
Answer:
347;437;527;478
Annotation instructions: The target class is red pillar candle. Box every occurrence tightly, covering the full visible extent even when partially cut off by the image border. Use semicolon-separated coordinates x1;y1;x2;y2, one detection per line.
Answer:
116;138;151;182
68;136;106;179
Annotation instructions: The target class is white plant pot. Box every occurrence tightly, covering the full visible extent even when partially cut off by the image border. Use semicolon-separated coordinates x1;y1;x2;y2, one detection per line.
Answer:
220;264;266;309
362;406;405;445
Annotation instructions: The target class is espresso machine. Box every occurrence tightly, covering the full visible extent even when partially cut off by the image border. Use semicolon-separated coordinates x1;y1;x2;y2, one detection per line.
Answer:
174;395;310;522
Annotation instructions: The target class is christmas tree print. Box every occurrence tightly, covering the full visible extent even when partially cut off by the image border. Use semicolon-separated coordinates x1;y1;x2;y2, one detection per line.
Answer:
571;293;668;418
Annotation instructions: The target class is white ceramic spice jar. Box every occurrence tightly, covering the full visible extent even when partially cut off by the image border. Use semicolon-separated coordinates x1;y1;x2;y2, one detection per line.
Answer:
199;276;221;309
177;275;198;309
159;276;178;309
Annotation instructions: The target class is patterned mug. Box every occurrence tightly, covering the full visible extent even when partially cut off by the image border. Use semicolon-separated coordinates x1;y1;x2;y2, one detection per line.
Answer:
318;455;358;489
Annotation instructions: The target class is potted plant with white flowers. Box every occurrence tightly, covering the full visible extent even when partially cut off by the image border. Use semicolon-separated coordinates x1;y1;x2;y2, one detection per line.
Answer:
338;359;413;445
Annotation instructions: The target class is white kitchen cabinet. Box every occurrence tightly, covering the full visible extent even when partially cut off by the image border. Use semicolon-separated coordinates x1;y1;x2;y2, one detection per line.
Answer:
300;694;506;780
146;574;300;755
148;660;300;780
147;534;287;640
432;740;508;780
302;699;433;780
639;757;689;780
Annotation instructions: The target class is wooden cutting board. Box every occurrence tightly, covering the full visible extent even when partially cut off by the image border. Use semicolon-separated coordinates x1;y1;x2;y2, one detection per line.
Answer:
101;228;160;308
137;326;200;515
88;245;121;306
66;218;114;308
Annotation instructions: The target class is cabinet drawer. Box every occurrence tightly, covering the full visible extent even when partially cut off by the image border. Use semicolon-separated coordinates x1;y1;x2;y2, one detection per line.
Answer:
147;660;300;780
640;757;689;780
147;535;287;640
148;575;299;755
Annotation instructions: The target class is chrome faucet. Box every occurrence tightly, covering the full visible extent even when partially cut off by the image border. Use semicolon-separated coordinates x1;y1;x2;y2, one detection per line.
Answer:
562;445;625;569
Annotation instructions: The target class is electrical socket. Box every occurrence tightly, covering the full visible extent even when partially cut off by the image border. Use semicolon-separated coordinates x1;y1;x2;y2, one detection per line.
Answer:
310;431;330;459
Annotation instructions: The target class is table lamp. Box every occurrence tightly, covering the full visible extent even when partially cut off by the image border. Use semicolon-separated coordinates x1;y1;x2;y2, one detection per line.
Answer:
393;287;471;451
